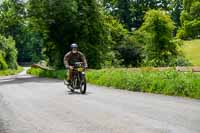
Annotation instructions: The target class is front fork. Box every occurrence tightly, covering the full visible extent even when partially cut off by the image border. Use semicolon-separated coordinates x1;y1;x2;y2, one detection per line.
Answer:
81;72;85;80
72;72;85;89
77;72;85;89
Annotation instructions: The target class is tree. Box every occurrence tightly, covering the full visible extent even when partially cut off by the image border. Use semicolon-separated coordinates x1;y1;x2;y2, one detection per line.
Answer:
0;0;25;37
0;0;44;63
75;0;110;69
102;0;173;30
177;0;200;39
27;0;111;69
171;0;183;32
140;10;180;66
116;0;132;30
103;15;145;67
0;0;23;35
132;0;172;28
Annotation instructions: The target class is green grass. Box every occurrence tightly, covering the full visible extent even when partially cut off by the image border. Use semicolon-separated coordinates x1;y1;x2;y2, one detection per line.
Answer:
0;66;23;76
28;67;200;99
183;39;200;66
27;67;66;80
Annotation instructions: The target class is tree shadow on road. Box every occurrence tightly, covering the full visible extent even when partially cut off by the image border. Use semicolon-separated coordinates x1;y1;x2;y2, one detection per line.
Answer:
0;76;62;86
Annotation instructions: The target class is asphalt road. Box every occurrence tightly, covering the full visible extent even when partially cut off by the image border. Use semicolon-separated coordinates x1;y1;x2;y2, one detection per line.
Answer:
0;68;200;133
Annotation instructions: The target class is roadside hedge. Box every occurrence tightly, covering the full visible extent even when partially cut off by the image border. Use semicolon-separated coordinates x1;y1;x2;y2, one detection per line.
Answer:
0;67;23;76
27;68;200;99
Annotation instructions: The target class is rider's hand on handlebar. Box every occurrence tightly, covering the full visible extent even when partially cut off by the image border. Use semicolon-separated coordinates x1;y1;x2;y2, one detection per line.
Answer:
69;66;74;70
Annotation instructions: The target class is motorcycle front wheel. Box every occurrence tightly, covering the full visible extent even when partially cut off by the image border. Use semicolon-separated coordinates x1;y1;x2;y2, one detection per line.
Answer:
80;78;87;94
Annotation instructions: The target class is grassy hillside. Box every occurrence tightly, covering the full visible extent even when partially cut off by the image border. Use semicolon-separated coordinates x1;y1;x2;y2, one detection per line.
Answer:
183;39;200;66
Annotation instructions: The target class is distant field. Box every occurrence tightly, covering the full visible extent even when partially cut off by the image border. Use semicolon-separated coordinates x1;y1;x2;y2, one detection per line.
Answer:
183;39;200;66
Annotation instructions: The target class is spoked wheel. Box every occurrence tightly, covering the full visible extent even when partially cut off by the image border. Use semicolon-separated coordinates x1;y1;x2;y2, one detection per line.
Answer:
69;79;75;92
65;80;74;92
64;76;74;92
80;78;87;94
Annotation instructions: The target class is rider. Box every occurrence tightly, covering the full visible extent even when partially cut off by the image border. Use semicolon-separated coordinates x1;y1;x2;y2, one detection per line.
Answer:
64;43;88;84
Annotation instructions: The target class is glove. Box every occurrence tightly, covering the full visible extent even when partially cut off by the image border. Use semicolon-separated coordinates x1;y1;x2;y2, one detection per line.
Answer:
69;66;74;70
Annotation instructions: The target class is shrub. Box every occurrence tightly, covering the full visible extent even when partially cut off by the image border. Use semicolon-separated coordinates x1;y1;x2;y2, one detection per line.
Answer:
0;66;23;76
0;54;8;70
139;10;183;67
0;35;18;70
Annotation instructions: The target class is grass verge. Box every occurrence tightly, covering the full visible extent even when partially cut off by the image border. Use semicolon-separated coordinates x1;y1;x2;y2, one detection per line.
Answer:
183;39;200;66
27;67;200;99
0;66;23;76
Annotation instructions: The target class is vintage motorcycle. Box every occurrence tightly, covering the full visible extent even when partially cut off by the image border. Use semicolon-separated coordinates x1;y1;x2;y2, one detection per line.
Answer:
64;62;87;94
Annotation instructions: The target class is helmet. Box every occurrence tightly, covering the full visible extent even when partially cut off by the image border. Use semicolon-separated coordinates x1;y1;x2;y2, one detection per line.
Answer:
70;43;78;49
